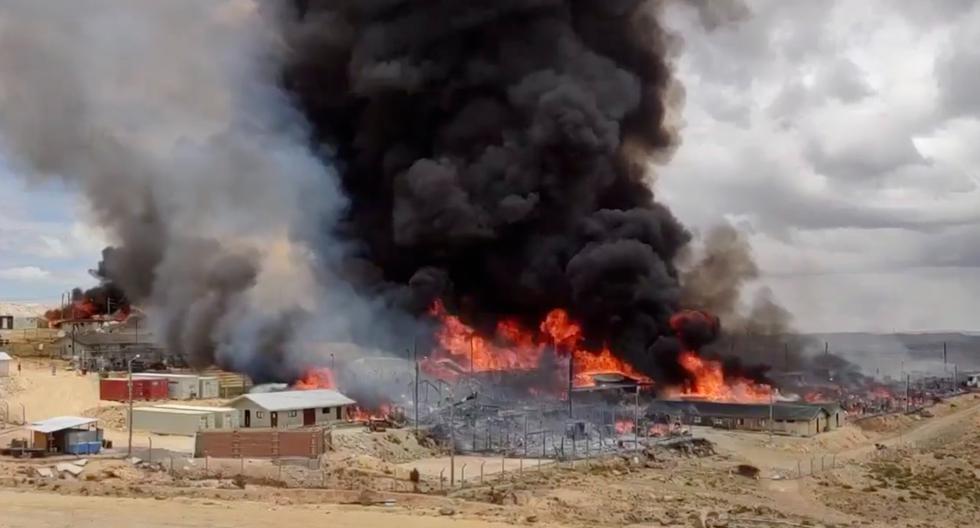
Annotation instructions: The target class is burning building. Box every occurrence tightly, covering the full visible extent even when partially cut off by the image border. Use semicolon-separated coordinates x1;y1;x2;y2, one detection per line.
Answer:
0;0;877;435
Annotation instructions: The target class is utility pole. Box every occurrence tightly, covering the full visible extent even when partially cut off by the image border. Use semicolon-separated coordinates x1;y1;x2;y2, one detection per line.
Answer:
633;385;639;451
768;386;775;442
127;354;141;457
413;343;419;435
905;374;911;414
943;342;947;368
567;342;573;418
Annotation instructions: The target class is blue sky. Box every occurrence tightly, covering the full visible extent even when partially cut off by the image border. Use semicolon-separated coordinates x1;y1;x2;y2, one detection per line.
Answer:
0;160;103;303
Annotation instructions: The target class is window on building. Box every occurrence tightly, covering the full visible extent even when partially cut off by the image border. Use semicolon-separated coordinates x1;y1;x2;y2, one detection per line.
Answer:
692;416;702;424
256;411;264;419
289;411;298;418
737;418;744;425
322;407;329;414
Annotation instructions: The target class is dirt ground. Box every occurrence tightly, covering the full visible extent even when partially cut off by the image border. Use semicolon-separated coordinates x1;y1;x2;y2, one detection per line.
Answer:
0;490;518;528
0;359;101;423
3;357;980;527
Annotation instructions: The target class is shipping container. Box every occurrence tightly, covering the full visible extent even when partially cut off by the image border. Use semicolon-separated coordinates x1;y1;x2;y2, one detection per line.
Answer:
132;405;238;435
99;377;168;402
136;373;204;399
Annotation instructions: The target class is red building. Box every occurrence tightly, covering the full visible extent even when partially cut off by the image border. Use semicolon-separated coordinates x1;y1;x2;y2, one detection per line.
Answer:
99;377;168;402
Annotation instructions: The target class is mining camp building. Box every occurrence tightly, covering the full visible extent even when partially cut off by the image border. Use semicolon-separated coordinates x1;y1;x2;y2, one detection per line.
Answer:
132;372;220;400
132;404;239;436
648;400;844;437
229;389;355;429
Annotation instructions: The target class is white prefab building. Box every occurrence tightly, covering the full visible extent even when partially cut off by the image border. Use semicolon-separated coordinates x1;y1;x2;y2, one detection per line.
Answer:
131;405;239;436
136;373;220;400
0;351;11;377
229;389;355;429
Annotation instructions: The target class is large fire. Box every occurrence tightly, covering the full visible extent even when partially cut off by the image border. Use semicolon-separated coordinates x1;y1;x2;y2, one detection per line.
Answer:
661;310;774;403
293;367;336;390
291;302;780;407
426;300;649;388
665;351;773;403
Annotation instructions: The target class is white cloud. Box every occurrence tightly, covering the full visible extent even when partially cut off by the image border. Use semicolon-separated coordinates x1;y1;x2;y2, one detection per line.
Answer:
660;0;980;331
0;265;50;280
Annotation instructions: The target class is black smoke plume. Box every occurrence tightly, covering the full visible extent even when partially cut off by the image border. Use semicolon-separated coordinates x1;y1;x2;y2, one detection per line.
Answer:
278;0;691;375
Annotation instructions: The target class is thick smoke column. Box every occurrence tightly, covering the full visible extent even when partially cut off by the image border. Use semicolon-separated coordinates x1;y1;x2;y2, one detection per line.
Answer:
0;0;363;380
278;0;691;373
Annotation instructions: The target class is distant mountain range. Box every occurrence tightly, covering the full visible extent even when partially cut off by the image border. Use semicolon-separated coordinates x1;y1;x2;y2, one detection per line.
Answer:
0;301;49;318
803;332;980;377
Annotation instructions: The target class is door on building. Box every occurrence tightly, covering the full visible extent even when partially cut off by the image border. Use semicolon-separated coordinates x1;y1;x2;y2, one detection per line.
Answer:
244;410;251;427
303;408;315;426
270;411;278;428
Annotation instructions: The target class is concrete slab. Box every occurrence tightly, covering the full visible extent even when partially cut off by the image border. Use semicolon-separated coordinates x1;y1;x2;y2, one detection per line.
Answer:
55;463;84;476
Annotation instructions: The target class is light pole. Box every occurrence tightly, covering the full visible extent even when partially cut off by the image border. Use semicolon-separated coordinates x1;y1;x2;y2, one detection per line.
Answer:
449;392;477;487
127;354;141;457
768;386;775;442
413;344;420;435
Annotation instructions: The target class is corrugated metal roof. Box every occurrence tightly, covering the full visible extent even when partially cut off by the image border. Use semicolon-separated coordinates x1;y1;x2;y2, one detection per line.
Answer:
231;389;355;411
133;407;212;415
0;352;13;361
155;404;236;412
28;416;98;433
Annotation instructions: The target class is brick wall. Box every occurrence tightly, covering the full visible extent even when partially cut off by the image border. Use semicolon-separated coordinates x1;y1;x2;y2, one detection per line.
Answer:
194;428;327;458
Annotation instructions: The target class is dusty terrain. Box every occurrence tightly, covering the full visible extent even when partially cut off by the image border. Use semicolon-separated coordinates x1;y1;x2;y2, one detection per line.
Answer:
3;359;980;527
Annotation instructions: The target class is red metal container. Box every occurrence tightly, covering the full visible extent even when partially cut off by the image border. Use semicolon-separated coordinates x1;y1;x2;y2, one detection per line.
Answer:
100;377;169;402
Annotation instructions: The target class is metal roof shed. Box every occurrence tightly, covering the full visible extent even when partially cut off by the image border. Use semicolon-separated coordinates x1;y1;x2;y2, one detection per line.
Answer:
28;416;102;454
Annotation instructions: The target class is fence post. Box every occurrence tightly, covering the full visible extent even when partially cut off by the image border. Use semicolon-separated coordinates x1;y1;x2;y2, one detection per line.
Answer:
170;456;174;476
439;468;445;491
480;461;486;483
501;455;505;478
205;453;209;476
460;463;467;486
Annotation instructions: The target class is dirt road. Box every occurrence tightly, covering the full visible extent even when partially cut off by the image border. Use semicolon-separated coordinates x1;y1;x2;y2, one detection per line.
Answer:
0;490;523;528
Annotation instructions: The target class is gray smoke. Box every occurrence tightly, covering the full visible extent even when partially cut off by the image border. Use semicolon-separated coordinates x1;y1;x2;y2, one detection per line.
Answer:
0;0;390;381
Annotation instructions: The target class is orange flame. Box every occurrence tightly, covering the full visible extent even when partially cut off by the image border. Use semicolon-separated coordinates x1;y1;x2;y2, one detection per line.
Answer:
664;351;772;403
426;300;650;388
348;404;392;422
293;367;336;390
615;420;634;435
